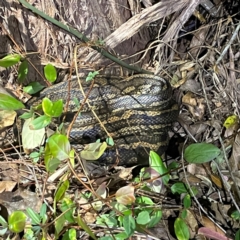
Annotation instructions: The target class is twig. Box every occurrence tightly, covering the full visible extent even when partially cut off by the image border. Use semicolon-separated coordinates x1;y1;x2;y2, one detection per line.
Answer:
216;21;240;65
18;0;152;74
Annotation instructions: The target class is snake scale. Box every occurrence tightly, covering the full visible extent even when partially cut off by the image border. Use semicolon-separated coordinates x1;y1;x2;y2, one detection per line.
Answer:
28;74;178;166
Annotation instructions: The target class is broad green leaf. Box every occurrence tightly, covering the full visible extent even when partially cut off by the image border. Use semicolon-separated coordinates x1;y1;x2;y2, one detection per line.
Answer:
171;182;188;194
96;214;118;228
136;196;154;205
40;203;48;224
80;142;107;160
183;194;191;209
181;209;188;219
26;208;41;225
60;198;75;223
184;143;220;163
42;98;63;117
171;183;198;196
47;134;71;160
8;211;26;233
18;60;28;82
45;157;61;173
231;210;240;220
0;93;24;110
149;151;170;185
55;180;69;202
174;218;190;240
30;115;51;130
235;229;240;240
55;214;65;235
114;232;128;240
0;54;21;67
19;111;33;119
123;215;135;237
44;64;57;82
51;100;63;117
136;211;150;225
62;229;77;240
116;186;135;205
23;82;44;94
22;118;45;150
147;210;162;228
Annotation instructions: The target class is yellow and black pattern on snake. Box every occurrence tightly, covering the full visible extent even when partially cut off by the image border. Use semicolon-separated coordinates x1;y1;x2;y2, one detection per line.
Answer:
28;74;178;166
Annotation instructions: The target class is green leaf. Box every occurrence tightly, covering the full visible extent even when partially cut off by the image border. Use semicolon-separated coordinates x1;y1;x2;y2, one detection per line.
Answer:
80;142;107;160
174;218;190;240
18;60;28;82
235;229;240;240
23;82;44;94
19;111;33;119
171;182;188;194
86;71;99;81
40;203;47;217
60;198;75;223
106;137;114;146
8;211;26;233
42;98;63;117
181;209;188;219
96;214;118;228
171;183;198;196
0;215;8;227
136;196;154;205
0;93;25;110
149;151;170;185
183;194;191;209
47;133;71;160
0;54;21;67
231;210;240;220
62;229;77;240
44;64;57;82
184;143;220;163
136;211;150;225
30;115;52;130
147;210;162;228
55;214;65;235
55;180;69;203
114;232;128;240
26;208;41;225
45;157;61;173
22;118;45;150
122;215;135;237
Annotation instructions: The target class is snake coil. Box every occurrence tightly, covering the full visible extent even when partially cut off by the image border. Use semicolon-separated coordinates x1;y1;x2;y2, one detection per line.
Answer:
28;74;178;166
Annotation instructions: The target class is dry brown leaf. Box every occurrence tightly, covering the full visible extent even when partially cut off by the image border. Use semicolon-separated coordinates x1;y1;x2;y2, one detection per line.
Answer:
179;61;195;72
0;110;16;129
83;211;97;224
200;216;225;235
210;174;223;189
182;92;205;120
0;181;16;193
185;210;198;238
229;132;240;171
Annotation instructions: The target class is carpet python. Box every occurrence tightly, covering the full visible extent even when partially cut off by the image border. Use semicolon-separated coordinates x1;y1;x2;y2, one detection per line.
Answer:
28;74;178;166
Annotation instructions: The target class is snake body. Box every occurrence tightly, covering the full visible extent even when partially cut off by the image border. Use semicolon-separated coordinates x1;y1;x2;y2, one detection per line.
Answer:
29;74;178;165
